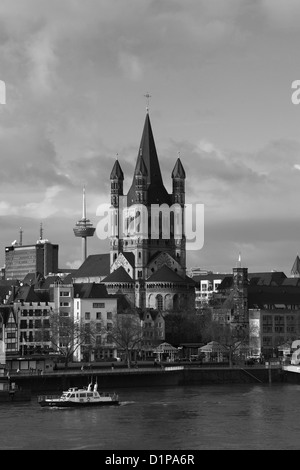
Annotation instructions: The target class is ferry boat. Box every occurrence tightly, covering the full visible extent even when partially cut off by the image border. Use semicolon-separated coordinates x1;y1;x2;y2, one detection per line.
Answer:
38;382;119;408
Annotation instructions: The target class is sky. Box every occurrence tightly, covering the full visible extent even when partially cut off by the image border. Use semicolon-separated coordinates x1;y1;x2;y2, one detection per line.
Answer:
1;0;300;275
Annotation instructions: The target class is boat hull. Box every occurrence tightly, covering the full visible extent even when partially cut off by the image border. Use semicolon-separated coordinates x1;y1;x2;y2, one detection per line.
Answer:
39;399;119;408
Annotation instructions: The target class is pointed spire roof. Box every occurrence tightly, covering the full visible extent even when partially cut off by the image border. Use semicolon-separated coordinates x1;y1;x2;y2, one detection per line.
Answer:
110;159;124;180
135;151;148;177
291;255;300;277
127;113;171;205
172;158;186;179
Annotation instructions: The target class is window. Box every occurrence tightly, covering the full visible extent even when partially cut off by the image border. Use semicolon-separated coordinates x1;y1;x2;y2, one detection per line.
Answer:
263;326;272;333
96;312;102;320
107;312;112;320
60;291;70;297
93;303;105;308
107;323;112;331
60;302;70;307
107;334;113;344
275;326;284;333
85;312;91;320
96;336;102;344
156;295;163;311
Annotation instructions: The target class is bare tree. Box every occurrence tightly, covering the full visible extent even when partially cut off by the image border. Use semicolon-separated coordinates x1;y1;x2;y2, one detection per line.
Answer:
49;311;96;368
201;312;250;366
107;310;143;368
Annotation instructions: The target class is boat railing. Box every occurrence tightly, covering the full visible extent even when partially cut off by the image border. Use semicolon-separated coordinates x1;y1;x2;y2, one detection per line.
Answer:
37;394;61;402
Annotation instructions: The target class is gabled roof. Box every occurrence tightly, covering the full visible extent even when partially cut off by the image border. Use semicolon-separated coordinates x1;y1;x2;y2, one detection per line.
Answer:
22;272;44;286
291;255;300;276
73;283;110;299
250;272;287;286
140;309;163;321
153;342;177;352
281;277;300;287
147;265;186;283
71;254;110;279
39;275;62;290
102;267;133;283
192;273;229;283
121;252;135;267
0;305;15;325
218;272;287;290
127;113;171;206
199;341;228;353
13;285;41;303
248;285;300;308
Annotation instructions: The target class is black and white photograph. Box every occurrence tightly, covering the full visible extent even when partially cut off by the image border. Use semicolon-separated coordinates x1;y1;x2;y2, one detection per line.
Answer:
1;0;300;454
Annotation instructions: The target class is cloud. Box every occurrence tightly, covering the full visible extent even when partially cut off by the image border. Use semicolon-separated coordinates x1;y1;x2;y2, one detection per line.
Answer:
118;52;143;81
0;185;63;218
26;28;58;95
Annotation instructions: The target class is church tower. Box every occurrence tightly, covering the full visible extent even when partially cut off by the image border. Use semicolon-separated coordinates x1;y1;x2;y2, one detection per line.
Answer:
172;157;186;273
232;253;248;324
110;158;124;267
104;109;195;312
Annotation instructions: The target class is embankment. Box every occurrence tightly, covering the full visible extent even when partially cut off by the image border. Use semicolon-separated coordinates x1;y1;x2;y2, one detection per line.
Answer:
8;365;287;393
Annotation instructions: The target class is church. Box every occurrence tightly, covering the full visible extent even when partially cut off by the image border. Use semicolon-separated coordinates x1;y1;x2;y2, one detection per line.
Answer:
102;111;196;311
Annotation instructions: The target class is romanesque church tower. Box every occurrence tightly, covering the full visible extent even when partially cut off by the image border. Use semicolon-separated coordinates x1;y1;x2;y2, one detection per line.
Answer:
103;111;195;312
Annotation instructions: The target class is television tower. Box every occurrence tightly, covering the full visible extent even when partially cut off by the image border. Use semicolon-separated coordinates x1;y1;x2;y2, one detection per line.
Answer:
73;187;95;264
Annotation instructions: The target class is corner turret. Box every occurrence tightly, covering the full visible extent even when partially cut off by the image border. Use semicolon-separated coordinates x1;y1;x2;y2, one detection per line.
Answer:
172;157;185;205
110;158;124;208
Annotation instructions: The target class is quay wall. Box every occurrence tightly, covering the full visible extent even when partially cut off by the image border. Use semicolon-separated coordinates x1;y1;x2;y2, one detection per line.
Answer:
8;366;287;393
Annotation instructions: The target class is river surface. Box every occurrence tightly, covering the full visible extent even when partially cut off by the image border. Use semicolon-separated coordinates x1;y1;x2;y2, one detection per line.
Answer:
0;383;299;450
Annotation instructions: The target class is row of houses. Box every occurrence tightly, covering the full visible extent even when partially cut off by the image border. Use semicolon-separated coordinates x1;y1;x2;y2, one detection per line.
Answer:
0;274;165;369
191;258;300;359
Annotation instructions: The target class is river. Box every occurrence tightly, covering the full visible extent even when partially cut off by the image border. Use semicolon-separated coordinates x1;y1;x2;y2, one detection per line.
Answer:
0;383;299;451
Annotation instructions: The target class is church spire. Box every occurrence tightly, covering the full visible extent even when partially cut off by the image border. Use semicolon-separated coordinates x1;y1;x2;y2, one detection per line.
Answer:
110;158;124;180
172;157;185;205
127;113;170;205
291;254;300;277
172;157;186;179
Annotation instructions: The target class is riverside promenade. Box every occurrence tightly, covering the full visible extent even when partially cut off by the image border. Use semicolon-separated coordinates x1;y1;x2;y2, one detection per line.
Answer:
6;363;287;393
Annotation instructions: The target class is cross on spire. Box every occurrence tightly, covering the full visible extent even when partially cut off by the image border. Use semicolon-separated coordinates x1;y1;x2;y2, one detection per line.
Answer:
144;92;151;113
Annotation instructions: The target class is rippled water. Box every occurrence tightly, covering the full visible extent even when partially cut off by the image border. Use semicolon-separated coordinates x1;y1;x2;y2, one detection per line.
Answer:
1;383;300;450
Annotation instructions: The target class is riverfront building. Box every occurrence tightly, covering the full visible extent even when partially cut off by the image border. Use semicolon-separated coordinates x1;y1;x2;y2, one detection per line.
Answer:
5;240;59;281
211;257;300;358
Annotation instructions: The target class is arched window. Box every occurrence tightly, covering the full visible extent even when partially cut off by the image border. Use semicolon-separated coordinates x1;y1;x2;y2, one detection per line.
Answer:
156;294;163;311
